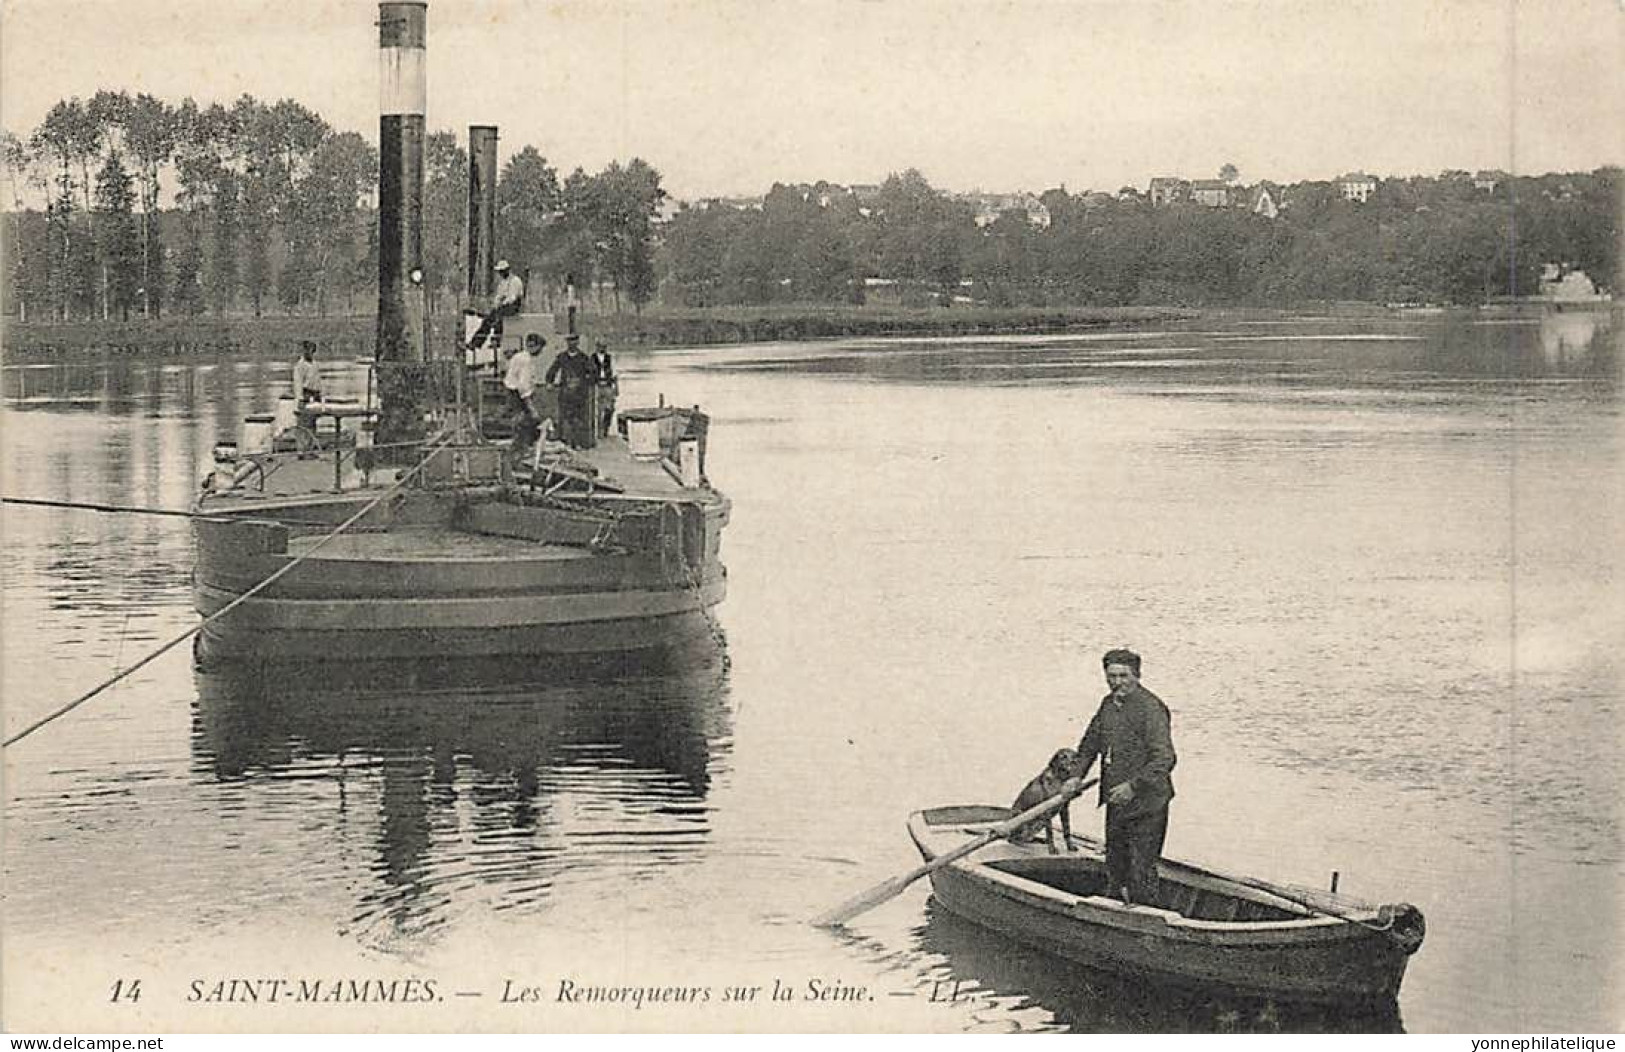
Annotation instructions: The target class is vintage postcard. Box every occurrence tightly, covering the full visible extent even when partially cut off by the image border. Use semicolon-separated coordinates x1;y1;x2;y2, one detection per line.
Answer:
2;0;1620;1037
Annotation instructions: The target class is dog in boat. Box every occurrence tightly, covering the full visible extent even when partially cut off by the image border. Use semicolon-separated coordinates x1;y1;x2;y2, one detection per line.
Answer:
1012;748;1084;853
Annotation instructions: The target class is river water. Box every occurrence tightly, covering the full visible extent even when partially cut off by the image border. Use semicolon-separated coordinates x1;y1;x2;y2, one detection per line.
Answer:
2;309;1619;1033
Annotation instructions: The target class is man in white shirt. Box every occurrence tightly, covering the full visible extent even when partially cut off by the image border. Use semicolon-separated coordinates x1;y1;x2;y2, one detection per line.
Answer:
504;333;546;446
469;259;526;350
292;341;323;405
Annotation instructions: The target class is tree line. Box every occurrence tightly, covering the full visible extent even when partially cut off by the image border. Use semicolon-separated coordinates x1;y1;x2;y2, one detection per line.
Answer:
661;167;1619;309
2;92;666;324
4;93;374;322
4;91;1616;324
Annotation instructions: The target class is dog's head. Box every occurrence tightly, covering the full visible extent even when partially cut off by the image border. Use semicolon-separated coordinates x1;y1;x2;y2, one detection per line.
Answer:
1047;748;1083;779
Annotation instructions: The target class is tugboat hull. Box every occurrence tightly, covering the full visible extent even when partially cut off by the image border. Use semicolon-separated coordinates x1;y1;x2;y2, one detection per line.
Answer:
195;602;724;662
193;482;729;663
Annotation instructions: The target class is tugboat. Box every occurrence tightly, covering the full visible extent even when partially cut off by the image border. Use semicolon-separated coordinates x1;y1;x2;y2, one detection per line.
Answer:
191;1;728;664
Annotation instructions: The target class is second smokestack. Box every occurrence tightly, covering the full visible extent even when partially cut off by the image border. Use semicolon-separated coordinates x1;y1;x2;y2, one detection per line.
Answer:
467;125;499;303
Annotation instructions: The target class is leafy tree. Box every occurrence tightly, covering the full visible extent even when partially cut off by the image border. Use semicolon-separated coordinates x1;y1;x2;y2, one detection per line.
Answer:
124;94;176;316
496;145;561;301
167;99;217;316
284;131;376;314
31;100;93;318
662;204;731;306
802;206;856;301
246;98;328;312
2;131;46;320
556;167;601;303
422;131;468;309
94;152;141;319
172;101;247;315
209;169;241;314
589;158;664;311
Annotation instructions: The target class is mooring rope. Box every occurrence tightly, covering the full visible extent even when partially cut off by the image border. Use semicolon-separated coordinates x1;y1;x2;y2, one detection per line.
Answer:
3;496;217;520
2;438;452;749
2;495;393;531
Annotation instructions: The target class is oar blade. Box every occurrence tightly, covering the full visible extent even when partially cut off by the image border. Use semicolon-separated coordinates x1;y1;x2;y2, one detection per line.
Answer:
810;873;914;928
811;780;1098;930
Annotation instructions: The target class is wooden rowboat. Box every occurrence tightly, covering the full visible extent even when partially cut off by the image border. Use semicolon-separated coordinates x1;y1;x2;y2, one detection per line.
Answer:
908;805;1425;1006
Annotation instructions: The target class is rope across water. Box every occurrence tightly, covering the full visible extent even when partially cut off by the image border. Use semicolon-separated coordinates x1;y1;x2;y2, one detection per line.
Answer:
1;437;453;749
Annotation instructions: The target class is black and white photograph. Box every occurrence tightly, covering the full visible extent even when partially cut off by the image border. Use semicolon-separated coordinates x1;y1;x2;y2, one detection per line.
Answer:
1;0;1620;1037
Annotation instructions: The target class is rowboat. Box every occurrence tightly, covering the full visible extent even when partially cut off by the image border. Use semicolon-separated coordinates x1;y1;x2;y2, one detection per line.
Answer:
907;805;1425;1006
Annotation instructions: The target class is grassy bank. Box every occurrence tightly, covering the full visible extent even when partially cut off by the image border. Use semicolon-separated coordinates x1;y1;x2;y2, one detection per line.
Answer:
1;305;1193;362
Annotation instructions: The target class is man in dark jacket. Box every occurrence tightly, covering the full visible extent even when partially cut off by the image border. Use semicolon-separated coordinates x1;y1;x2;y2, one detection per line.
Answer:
545;334;597;449
590;338;617;438
1072;647;1176;906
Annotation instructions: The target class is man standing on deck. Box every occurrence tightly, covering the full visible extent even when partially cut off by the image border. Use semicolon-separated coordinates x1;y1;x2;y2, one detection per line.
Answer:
591;338;617;437
292;340;323;406
505;333;546;447
546;334;596;450
1070;647;1176;907
468;260;525;350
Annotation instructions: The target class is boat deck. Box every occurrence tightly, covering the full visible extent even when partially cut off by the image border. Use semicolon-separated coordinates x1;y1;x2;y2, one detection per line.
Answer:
202;433;710;513
533;435;696;498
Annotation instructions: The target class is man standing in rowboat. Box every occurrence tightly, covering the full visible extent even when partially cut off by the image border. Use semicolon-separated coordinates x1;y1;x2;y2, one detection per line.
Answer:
1071;647;1176;907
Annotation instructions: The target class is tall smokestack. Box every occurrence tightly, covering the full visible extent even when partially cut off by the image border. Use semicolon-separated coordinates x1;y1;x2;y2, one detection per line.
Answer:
467;126;499;302
377;1;427;444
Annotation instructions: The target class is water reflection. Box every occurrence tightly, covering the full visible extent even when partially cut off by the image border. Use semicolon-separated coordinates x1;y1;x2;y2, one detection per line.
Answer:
706;311;1619;388
1537;309;1611;370
909;902;1404;1034
1;356;372;421
191;647;733;944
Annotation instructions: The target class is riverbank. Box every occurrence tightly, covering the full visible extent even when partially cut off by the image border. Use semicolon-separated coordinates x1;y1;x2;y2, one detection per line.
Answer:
0;305;1193;362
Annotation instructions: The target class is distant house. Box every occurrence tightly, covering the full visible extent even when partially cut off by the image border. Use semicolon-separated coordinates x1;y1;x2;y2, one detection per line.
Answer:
949;192;1053;229
963;192;1051;229
1540;264;1609;302
1250;184;1280;219
845;183;883;217
697;196;764;212
1188;179;1232;207
654;198;684;225
1148;177;1188;206
1337;172;1378;203
1473;170;1507;193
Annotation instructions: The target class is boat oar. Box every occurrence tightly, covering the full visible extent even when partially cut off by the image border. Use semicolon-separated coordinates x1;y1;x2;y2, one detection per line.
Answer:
812;777;1098;929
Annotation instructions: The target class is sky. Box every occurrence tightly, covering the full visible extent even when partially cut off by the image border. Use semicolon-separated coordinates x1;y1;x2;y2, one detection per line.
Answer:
2;0;1623;200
